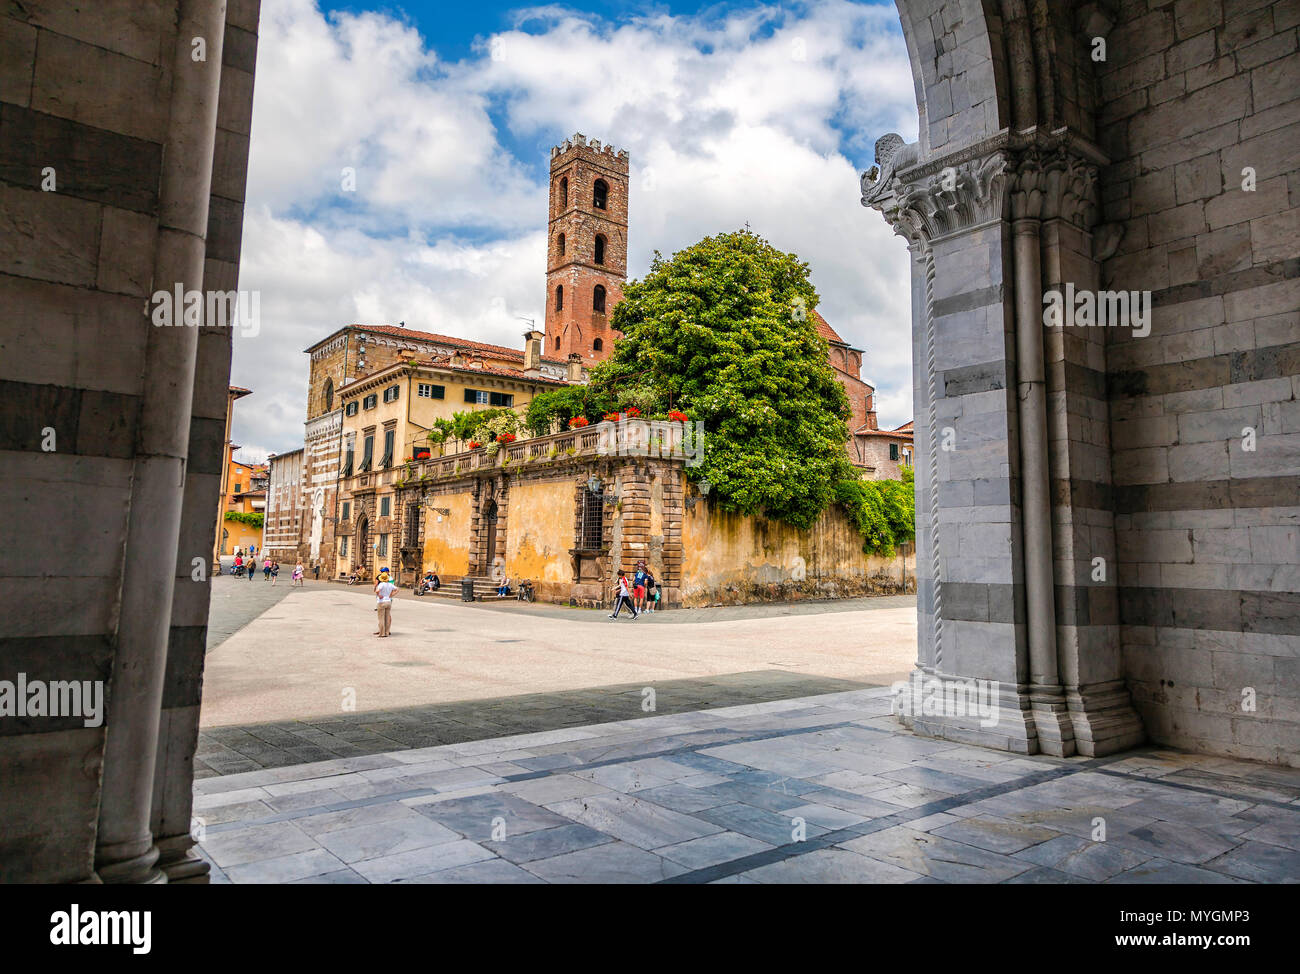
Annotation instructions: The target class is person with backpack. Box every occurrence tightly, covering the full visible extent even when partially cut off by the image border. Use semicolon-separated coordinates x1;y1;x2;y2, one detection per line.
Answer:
644;569;657;613
609;570;637;620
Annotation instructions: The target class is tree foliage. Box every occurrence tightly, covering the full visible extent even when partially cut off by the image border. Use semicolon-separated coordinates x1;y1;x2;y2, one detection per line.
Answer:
224;511;263;529
593;229;855;529
834;467;915;556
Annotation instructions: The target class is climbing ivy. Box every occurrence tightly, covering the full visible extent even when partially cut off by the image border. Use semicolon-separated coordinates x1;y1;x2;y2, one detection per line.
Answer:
833;468;915;556
223;511;263;530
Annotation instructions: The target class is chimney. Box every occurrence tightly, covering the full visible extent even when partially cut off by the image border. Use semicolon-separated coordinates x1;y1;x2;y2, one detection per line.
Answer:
567;353;584;383
522;329;544;372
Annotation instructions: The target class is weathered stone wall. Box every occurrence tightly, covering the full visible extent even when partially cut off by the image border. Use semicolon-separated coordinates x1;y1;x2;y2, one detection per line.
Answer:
680;499;916;606
1099;0;1300;765
422;489;474;577
503;479;578;599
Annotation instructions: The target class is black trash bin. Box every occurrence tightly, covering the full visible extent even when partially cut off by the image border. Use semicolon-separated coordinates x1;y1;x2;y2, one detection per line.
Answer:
461;578;475;602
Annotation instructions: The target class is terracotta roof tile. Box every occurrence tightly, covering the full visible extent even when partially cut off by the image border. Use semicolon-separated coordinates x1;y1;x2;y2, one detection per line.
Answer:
332;324;568;365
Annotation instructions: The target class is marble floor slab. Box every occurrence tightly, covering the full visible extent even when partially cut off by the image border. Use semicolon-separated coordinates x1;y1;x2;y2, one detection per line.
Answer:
197;687;1300;884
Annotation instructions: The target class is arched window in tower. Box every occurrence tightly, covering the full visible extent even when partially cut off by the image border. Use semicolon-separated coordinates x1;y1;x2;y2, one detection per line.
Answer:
593;338;603;352
559;177;568;207
555;285;563;311
593;179;608;210
594;234;606;265
557;232;565;257
323;377;334;411
593;285;606;313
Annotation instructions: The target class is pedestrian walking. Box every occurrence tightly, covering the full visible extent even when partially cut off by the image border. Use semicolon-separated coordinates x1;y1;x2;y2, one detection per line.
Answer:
644;569;657;613
263;557;272;581
270;561;280;586
609;571;637;620
374;571;396;637
313;563;320;580
292;562;304;587
247;557;255;583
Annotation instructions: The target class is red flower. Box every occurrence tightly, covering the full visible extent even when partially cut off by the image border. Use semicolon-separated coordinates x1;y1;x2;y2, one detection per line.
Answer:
468;441;482;450
496;433;516;443
624;406;641;417
667;410;688;422
603;412;620;423
568;416;590;428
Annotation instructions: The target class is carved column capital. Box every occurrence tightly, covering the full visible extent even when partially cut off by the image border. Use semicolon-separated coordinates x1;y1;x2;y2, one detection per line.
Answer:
862;134;1011;246
1009;146;1099;228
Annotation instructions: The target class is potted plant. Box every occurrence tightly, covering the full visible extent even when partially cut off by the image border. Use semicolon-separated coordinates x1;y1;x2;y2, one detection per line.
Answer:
496;433;517;444
568;416;589;429
602;412;620;423
468;441;482;450
623;406;641;417
668;409;688;422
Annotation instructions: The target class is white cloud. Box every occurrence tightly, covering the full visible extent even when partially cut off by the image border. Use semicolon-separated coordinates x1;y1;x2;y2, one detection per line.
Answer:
230;0;918;459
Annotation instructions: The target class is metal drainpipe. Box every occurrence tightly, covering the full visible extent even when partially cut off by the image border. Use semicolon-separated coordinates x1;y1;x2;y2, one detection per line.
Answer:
95;0;227;883
1011;215;1065;720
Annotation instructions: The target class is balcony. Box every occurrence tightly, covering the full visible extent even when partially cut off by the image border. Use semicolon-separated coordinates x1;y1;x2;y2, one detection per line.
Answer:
337;418;696;494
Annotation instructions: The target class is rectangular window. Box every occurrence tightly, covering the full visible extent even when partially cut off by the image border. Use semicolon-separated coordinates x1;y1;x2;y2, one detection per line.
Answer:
405;504;420;548
360;434;374;472
417;383;445;399
340;536;348;557
363;393;378;410
383;385;400;403
580;489;603;549
489;392;514;407
381;429;395;468
380;496;390;517
234;483;242;494
378;534;388;557
341;501;351;521
345;401;358;416
464;388;489;404
889;442;899;461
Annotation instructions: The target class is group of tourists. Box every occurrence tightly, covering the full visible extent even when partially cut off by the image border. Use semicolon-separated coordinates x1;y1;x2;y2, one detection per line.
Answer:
228;553;308;587
610;561;658;619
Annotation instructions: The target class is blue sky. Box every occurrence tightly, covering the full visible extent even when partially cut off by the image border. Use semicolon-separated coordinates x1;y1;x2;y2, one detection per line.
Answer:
232;0;917;457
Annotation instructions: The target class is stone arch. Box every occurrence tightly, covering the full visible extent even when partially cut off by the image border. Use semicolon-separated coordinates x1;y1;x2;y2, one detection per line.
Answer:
863;0;1141;759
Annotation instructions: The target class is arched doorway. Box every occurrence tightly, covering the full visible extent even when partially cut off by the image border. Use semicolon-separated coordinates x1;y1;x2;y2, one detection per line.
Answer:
355;515;369;577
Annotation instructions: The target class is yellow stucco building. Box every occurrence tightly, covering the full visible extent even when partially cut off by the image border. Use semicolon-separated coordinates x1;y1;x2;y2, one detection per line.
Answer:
333;341;570;579
219;442;267;556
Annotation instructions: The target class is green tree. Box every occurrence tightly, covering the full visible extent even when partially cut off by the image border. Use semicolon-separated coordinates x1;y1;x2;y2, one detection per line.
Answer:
593;229;855;529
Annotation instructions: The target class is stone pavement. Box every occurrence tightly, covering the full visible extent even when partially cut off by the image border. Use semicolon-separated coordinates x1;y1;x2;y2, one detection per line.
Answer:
194;687;1300;884
198;580;917;744
195;671;875;778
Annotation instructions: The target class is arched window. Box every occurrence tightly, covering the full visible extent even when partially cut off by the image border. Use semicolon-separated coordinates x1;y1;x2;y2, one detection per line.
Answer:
559;177;568;207
555;285;563;311
593;338;603;351
557;232;565;256
594;234;605;265
593;285;606;313
593;179;608;209
554;336;561;351
323;377;334;410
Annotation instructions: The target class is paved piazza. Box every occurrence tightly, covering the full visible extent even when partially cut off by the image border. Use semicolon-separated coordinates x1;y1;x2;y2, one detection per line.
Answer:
195;687;1300;884
197;572;916;774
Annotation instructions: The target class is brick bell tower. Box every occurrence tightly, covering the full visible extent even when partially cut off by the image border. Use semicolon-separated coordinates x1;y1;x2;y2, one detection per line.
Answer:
545;133;628;364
